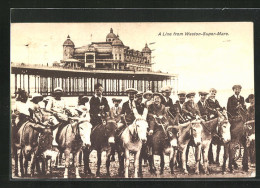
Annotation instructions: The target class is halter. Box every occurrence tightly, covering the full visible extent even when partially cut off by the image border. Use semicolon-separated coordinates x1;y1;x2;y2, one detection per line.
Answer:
128;120;141;142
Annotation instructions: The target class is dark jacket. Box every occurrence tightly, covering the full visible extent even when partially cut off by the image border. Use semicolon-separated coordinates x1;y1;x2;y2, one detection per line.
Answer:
89;95;110;126
197;100;209;117
148;103;169;131
182;100;201;117
227;95;246;119
161;97;174;109
247;105;255;121
121;100;145;125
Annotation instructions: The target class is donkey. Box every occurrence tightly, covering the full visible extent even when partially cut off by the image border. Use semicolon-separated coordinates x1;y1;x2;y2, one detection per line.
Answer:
145;115;179;176
56;118;92;178
83;119;117;177
119;119;149;178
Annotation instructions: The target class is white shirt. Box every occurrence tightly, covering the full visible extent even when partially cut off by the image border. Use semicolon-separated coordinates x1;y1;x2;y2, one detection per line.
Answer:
234;94;241;99
46;98;66;113
14;101;30;116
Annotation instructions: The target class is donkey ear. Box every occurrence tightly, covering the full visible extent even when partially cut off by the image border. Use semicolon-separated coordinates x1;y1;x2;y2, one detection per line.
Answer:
50;124;59;131
29;123;45;132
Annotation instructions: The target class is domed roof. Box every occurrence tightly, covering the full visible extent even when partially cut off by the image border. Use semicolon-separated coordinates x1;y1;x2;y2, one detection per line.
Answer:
106;28;117;39
63;35;75;46
112;35;124;46
142;43;151;53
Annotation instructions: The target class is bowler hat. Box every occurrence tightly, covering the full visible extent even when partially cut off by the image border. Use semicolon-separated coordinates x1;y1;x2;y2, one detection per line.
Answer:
30;93;43;101
245;94;254;103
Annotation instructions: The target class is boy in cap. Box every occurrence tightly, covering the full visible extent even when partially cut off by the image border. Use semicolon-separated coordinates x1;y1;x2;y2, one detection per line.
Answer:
197;91;210;121
161;86;174;109
120;88;138;126
172;91;187;123
46;87;69;146
110;98;122;123
143;90;153;108
182;92;201;119
227;85;247;120
206;88;223;119
28;93;44;123
89;83;110;127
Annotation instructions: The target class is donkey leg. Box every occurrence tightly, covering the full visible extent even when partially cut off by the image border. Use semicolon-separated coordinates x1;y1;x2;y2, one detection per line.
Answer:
182;146;188;174
195;145;202;175
19;150;24;177
134;150;141;178
83;149;92;175
124;149;130;178
14;148;18;176
203;146;210;175
170;148;176;174
30;153;36;177
96;150;102;177
117;151;124;177
222;144;228;174
216;144;221;166
242;143;249;172
106;150;111;177
160;153;165;175
64;149;70;178
74;151;81;178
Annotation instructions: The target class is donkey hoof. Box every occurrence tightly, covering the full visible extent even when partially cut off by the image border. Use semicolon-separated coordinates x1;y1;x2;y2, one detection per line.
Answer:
171;170;174;175
183;170;188;175
195;170;200;175
160;170;164;175
106;173;111;177
96;172;101;177
222;171;227;175
64;175;68;178
76;175;81;178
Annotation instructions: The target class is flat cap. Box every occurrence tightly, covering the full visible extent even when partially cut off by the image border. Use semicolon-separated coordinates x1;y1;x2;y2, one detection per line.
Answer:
232;85;242;90
198;91;209;95
209;88;217;93
177;91;186;96
125;88;138;94
186;92;196;98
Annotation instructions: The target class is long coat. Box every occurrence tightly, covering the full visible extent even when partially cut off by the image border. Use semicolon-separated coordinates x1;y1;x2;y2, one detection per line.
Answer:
227;95;246;119
182;100;201;117
89;95;110;126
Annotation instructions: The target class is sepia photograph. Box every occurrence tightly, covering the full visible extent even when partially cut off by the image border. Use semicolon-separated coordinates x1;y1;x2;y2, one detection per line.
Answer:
10;22;255;179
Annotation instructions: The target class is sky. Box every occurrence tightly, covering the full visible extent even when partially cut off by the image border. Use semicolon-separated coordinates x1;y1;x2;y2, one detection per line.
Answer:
11;22;254;91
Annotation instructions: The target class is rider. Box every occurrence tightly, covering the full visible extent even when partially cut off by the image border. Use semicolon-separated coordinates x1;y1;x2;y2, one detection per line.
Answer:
197;91;210;121
46;87;68;146
143;90;153;108
182;92;201;120
89;83;110;127
206;88;223;119
227;85;247;121
76;96;90;122
172;91;187;123
28;93;44;123
12;89;32;144
161;86;174;109
245;94;255;166
109;98;122;123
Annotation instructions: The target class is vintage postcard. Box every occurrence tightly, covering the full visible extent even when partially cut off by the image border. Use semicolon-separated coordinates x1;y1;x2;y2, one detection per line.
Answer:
10;22;255;179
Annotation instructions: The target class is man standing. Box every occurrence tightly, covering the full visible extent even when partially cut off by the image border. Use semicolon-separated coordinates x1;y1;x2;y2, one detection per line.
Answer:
197;91;210;121
227;85;247;120
182;92;201;119
89;83;110;127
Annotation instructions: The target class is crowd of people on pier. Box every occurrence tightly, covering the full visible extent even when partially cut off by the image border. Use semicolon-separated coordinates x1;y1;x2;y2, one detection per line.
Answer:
11;83;255;177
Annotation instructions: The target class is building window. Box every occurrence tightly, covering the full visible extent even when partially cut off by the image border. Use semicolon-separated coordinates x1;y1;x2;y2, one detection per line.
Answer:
115;54;117;60
119;54;121;60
